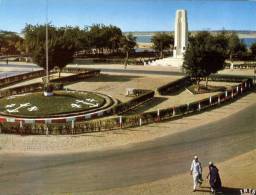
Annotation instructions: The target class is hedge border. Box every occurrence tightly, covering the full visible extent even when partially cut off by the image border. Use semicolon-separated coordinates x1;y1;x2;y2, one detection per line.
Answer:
0;77;253;135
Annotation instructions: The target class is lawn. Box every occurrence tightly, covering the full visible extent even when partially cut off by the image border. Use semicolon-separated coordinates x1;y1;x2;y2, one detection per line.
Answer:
186;84;227;94
0;91;105;117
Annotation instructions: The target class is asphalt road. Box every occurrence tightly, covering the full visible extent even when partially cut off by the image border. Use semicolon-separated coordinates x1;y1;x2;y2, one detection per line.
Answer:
0;102;255;194
0;63;39;69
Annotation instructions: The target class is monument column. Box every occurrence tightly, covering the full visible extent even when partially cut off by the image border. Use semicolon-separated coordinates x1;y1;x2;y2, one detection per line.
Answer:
147;9;188;69
173;10;188;58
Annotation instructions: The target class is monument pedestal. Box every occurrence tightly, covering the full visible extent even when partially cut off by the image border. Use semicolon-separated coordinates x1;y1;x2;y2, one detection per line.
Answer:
146;57;184;71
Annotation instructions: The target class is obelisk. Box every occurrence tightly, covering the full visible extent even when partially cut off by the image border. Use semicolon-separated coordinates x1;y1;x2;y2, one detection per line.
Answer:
146;9;188;70
173;9;188;58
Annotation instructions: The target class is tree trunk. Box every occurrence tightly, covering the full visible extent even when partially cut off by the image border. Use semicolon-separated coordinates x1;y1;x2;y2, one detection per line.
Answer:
160;50;163;59
205;77;209;88
124;51;129;69
59;69;61;78
6;53;8;64
197;79;201;92
230;53;233;62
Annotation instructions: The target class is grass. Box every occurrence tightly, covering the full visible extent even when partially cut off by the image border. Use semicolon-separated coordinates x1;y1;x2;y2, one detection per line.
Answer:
186;84;227;94
0;91;105;117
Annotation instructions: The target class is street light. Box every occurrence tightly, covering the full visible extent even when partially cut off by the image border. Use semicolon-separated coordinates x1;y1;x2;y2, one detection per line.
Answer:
45;0;49;85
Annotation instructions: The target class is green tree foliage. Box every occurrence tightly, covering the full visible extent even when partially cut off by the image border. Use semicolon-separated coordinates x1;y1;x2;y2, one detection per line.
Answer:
23;24;80;76
0;30;23;55
87;24;123;54
214;30;229;56
227;33;247;61
151;33;174;58
120;33;137;68
250;42;256;59
183;31;226;90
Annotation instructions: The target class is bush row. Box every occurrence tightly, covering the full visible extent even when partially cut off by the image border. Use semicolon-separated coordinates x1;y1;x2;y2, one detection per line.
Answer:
0;70;45;88
0;78;252;135
0;77;253;135
51;69;100;83
157;76;192;95
61;67;98;74
73;58;144;65
0;82;65;98
113;90;155;114
207;74;252;83
225;63;256;69
0;82;43;98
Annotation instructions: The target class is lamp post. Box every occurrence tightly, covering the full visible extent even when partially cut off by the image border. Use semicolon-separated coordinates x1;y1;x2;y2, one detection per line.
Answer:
45;0;49;85
43;0;53;97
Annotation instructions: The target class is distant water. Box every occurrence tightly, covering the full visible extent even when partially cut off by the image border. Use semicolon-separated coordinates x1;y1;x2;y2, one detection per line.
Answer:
135;35;152;43
135;35;256;48
241;38;256;47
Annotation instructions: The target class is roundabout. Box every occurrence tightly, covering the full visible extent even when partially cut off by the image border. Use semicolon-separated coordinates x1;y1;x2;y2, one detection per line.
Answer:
0;89;118;123
0;91;106;117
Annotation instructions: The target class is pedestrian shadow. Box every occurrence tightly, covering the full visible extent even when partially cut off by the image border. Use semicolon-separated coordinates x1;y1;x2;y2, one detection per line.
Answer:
221;187;241;195
196;186;241;194
196;188;211;193
197;186;242;194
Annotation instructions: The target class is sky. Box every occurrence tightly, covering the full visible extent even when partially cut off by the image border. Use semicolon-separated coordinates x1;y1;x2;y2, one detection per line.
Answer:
0;0;256;33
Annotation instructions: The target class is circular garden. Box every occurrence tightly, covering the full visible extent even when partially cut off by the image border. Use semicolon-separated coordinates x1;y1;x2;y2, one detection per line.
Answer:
0;90;112;118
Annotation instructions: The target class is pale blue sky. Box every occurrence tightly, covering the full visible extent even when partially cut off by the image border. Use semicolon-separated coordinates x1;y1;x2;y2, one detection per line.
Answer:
0;0;255;33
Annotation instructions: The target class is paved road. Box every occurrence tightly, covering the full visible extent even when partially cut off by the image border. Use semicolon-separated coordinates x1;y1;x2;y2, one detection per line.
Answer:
0;63;39;69
0;102;255;194
0;71;30;78
72;66;255;81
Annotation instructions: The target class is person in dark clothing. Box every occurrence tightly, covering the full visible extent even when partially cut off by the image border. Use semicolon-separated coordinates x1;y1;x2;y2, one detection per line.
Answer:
207;162;222;194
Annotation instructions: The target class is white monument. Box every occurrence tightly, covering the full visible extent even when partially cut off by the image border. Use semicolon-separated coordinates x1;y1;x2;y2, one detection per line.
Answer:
147;9;188;70
173;9;188;58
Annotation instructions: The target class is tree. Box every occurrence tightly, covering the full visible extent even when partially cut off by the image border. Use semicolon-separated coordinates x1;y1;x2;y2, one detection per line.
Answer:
151;33;174;58
87;24;123;55
183;32;226;91
227;33;247;61
23;24;79;77
120;34;136;69
214;30;229;57
0;30;23;56
250;43;256;60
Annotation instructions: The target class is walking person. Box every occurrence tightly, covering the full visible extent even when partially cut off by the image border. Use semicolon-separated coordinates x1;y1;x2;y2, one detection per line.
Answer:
190;155;203;192
206;162;222;194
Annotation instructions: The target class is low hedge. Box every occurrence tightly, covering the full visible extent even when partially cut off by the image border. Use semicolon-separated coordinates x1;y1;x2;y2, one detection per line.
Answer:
61;67;97;74
0;82;43;98
113;90;155;114
51;69;100;83
0;70;45;88
157;76;192;95
0;77;253;135
206;74;252;83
